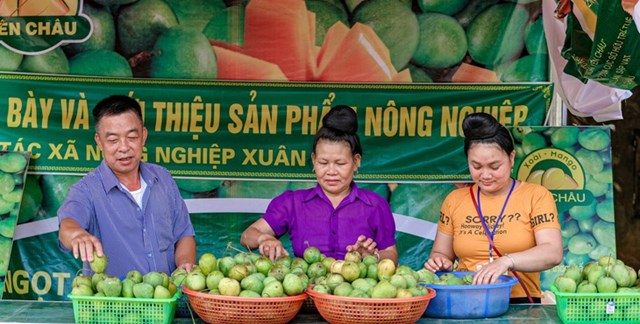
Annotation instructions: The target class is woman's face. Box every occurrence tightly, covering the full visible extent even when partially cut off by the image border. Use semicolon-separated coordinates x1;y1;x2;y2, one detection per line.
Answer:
312;139;360;197
467;142;515;196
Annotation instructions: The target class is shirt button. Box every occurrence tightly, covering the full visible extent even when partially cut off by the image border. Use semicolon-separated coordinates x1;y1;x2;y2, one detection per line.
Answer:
148;253;152;257
332;231;336;236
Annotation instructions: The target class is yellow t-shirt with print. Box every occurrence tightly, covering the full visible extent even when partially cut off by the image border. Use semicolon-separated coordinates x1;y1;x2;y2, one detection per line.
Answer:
438;180;560;299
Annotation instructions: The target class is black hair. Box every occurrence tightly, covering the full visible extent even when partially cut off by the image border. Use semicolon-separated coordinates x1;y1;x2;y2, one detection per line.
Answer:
312;105;362;156
462;112;514;156
93;95;143;130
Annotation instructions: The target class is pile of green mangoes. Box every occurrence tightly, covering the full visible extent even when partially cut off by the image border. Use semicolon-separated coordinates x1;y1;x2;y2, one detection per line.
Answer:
0;152;30;293
181;246;434;299
69;252;177;299
420;272;474;286
180;250;308;297
553;256;640;321
554;256;640;294
308;247;432;298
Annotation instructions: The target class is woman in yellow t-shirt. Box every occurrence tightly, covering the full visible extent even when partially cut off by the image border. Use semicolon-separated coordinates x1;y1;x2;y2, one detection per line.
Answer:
423;112;563;304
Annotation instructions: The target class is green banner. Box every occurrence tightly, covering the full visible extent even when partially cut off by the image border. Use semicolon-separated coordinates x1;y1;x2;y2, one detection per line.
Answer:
0;73;551;182
562;0;640;90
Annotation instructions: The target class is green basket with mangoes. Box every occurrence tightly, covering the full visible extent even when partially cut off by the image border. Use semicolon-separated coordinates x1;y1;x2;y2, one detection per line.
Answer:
551;256;640;323
68;252;181;324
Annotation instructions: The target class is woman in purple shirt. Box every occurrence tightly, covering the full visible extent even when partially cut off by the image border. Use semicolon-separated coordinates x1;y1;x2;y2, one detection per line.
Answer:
241;105;398;264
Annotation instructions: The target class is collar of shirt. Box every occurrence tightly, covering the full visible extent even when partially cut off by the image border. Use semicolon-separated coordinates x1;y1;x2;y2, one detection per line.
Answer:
97;160;159;193
303;181;374;207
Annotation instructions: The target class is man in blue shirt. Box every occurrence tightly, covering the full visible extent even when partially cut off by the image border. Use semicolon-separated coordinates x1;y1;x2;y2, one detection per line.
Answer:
57;95;196;277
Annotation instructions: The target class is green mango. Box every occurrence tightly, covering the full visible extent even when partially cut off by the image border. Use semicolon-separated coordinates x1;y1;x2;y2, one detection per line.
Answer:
63;2;116;56
466;3;529;67
0;46;23;71
116;0;178;58
352;0;419;70
69;49;132;77
150;26;217;79
19;47;69;74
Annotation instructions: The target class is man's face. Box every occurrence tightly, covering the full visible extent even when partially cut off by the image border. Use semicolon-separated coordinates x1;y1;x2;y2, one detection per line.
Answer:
94;111;147;179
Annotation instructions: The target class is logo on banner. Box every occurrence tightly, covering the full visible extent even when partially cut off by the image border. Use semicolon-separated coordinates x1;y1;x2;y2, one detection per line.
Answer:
515;146;594;212
0;0;91;54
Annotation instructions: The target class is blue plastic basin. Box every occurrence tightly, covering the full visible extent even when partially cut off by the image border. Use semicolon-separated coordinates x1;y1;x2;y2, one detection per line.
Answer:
421;271;518;319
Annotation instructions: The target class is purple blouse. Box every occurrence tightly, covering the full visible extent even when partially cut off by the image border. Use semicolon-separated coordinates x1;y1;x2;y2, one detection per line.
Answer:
263;182;396;260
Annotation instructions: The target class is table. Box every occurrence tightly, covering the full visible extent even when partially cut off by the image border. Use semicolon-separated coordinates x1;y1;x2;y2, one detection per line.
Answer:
0;299;562;323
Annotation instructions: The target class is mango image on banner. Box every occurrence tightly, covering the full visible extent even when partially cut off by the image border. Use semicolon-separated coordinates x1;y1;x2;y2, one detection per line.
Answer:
526;168;579;190
0;0;77;17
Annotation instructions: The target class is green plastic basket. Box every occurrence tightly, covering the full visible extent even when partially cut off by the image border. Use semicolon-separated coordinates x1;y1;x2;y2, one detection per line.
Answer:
551;285;640;323
68;290;180;324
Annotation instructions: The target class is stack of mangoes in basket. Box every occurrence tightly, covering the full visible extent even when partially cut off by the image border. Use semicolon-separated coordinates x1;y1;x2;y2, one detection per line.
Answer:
177;246;435;298
70;252;177;299
554;256;640;293
178;249;309;298
307;249;433;298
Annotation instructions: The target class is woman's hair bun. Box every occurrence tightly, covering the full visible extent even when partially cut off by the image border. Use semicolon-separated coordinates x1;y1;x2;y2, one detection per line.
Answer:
322;105;358;135
462;112;501;140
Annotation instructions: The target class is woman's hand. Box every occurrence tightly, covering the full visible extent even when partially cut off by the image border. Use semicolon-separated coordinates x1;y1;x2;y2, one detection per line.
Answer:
346;235;378;258
472;257;511;285
424;232;455;272
258;237;289;262
240;218;288;262
424;256;453;272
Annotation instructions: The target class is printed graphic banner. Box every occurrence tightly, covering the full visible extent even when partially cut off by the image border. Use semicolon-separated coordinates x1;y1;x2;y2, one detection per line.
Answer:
512;126;614;301
0;0;549;84
0;151;30;299
0;73;551;182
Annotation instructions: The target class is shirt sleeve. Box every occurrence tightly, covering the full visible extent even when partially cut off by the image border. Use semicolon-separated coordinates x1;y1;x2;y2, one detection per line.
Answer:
262;190;294;237
531;186;561;232
56;179;94;251
438;193;456;236
167;175;195;240
370;194;396;250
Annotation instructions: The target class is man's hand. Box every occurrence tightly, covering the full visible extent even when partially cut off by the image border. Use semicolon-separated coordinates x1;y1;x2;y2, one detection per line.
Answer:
70;231;103;262
59;218;103;262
